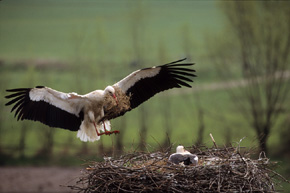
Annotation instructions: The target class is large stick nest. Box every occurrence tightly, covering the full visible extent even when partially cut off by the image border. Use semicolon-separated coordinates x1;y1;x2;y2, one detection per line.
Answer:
70;146;287;192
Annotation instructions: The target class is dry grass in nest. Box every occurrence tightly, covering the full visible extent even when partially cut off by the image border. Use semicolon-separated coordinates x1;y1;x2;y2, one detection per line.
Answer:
102;86;131;121
69;143;288;193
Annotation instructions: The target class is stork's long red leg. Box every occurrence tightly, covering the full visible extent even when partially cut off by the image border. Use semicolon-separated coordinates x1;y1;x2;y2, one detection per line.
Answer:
93;122;103;136
102;121;120;136
93;122;119;136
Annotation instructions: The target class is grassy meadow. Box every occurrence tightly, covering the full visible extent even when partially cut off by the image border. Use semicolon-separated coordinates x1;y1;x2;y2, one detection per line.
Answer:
0;0;289;179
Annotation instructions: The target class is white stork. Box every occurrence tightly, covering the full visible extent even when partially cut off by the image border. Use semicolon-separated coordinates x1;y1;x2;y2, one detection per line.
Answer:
169;145;198;166
5;58;196;142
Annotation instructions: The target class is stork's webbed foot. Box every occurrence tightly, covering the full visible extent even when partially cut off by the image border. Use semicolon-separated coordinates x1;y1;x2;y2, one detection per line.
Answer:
97;130;120;136
104;130;120;136
93;121;119;136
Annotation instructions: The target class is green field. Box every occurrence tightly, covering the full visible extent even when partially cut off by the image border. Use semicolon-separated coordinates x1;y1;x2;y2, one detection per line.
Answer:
0;0;226;152
1;2;289;189
1;0;289;190
0;0;221;62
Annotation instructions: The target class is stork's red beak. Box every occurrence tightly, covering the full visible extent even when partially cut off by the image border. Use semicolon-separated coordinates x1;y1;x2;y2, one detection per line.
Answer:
113;94;118;105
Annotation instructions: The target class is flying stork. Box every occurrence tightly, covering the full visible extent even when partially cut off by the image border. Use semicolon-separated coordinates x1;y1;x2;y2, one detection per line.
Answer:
5;58;196;142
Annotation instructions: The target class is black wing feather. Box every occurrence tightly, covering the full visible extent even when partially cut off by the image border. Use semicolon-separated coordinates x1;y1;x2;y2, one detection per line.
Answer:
167;67;196;72
169;70;196;77
169;154;187;164
169;153;198;165
5;88;83;131
100;58;196;121
105;58;196;121
127;58;196;109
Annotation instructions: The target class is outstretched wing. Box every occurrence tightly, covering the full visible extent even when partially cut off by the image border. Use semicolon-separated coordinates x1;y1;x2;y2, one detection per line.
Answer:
5;86;84;131
108;58;196;119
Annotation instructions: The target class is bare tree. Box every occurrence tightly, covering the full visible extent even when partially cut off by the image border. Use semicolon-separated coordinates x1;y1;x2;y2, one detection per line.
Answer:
181;25;205;145
0;63;8;153
157;41;173;148
279;115;290;156
195;94;205;146
129;2;149;151
70;29;92;155
115;116;127;155
207;1;290;153
36;127;55;158
18;66;36;158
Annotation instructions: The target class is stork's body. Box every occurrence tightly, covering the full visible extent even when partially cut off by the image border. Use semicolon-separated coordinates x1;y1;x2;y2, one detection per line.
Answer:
5;58;196;142
76;86;119;141
169;145;198;166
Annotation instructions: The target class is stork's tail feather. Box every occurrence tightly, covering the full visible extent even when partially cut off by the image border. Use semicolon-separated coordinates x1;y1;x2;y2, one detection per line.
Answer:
77;129;96;142
77;121;111;142
102;120;111;131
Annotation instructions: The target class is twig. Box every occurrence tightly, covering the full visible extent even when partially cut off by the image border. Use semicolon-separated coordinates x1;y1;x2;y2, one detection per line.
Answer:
210;133;218;149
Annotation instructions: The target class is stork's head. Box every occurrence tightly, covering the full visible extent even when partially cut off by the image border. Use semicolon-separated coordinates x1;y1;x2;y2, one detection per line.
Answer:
105;86;118;105
176;145;186;153
176;145;190;154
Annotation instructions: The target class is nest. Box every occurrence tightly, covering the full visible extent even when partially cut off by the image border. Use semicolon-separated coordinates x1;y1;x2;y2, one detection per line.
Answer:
70;146;287;193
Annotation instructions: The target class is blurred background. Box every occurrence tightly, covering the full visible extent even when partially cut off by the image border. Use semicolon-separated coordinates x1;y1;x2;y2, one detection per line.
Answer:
0;0;289;189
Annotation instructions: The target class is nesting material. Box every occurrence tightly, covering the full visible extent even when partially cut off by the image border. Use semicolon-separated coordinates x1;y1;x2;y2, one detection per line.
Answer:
102;86;131;121
70;145;286;193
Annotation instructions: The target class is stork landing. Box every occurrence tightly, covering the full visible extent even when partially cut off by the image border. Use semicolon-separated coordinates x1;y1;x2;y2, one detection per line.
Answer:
5;58;196;142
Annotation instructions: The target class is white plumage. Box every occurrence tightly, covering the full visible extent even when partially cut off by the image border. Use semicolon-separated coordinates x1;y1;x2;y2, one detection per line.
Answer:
169;145;198;166
5;58;196;142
